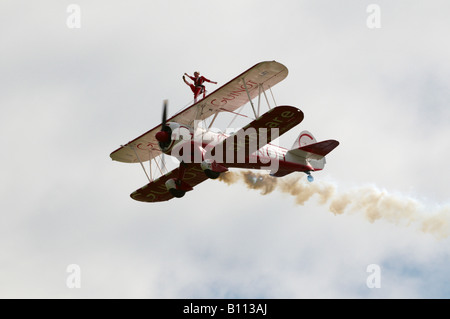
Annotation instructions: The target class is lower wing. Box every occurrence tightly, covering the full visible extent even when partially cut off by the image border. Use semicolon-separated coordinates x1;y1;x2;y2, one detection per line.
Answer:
130;163;208;203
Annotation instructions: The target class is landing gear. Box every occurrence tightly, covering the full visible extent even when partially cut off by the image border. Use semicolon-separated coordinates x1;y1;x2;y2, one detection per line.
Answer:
201;159;228;179
169;188;186;198
204;169;221;179
165;168;192;198
306;172;314;182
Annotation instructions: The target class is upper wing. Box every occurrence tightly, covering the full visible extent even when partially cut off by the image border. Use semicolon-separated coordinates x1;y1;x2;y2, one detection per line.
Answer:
110;134;163;164
110;61;288;163
130;163;209;203
207;105;304;163
172;60;288;126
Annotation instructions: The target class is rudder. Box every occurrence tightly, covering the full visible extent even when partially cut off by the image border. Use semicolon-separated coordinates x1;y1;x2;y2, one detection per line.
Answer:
291;130;317;149
288;131;339;171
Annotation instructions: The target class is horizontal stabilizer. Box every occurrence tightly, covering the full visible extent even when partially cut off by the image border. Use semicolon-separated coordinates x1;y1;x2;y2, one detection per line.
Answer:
288;140;339;160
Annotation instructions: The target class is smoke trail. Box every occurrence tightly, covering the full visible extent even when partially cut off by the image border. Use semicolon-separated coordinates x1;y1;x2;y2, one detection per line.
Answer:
218;170;450;239
241;171;278;195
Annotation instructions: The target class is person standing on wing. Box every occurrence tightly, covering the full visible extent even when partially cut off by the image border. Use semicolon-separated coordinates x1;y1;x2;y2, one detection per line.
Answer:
183;71;217;103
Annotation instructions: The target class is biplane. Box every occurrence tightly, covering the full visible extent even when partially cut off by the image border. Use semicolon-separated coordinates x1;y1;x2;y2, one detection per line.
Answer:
110;61;339;202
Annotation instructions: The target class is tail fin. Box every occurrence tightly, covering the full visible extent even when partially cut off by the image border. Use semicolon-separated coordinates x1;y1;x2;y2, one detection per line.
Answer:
291;130;317;149
288;131;339;170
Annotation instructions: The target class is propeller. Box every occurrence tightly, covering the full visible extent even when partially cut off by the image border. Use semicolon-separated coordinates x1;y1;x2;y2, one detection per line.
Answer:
155;100;170;144
162;99;168;128
154;100;171;173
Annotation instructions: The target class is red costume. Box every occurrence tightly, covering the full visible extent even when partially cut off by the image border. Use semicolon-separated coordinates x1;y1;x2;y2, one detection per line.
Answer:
184;73;217;101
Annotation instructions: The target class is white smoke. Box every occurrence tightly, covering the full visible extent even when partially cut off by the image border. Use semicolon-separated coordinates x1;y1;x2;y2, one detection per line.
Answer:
218;171;450;239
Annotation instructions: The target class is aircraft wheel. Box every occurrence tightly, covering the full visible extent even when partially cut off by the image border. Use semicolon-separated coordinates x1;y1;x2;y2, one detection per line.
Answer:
169;188;186;198
205;169;221;179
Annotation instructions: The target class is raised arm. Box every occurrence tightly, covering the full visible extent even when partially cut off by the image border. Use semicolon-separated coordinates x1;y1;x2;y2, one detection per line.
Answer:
184;73;195;81
202;77;217;85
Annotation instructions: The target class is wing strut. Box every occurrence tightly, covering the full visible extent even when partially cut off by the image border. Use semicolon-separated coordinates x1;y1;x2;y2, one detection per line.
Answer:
268;85;277;106
148;150;153;181
260;84;272;110
223;105;250;129
257;84;262;117
148;150;167;181
153;155;166;177
128;145;151;183
208;110;220;130
242;77;257;119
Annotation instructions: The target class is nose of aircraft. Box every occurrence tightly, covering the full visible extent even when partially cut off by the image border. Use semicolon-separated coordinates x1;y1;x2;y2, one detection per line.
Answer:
155;130;170;143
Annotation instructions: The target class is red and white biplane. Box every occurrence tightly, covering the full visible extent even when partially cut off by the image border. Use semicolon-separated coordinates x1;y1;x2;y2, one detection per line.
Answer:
110;61;339;202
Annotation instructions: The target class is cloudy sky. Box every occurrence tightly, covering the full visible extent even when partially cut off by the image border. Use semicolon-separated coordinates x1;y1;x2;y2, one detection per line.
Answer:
1;0;449;298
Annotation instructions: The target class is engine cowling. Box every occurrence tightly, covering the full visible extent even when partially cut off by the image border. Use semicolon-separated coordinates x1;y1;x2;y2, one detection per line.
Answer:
156;122;193;154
